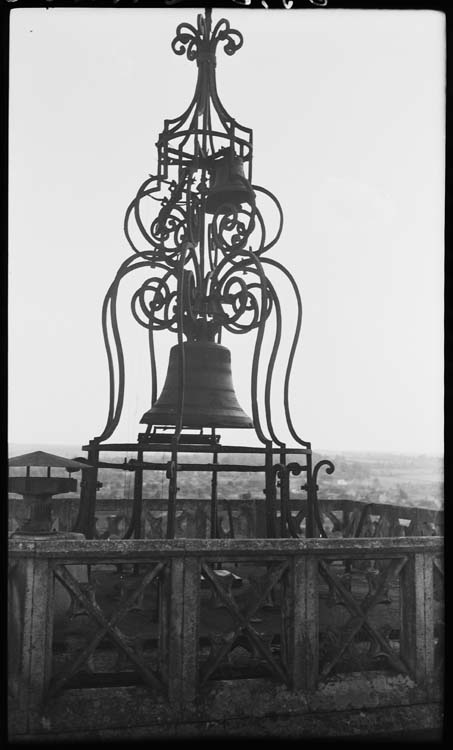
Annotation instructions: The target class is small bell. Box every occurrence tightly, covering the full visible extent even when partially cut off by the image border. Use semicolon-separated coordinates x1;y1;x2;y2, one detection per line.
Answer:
205;152;254;215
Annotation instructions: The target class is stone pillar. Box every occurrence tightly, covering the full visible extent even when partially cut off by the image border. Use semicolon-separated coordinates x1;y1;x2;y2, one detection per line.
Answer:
8;543;54;734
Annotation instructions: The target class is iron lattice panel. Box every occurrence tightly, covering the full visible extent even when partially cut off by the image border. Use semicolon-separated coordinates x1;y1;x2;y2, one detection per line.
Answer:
49;560;167;698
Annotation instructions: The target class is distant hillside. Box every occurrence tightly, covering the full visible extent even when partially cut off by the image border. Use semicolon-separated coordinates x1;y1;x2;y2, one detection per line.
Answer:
8;443;443;510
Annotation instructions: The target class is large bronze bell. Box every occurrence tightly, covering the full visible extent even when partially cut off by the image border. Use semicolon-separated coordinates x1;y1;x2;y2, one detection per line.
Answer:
140;342;253;429
205;152;254;214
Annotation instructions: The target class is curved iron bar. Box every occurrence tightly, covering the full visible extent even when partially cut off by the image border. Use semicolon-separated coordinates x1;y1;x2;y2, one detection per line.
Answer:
97;292;117;440
174;84;203;155
95;241;194;533
253;185;284;257
124;176;161;255
95;255;172;442
133;266;184;408
311;459;336;538
285;462;304;537
159;32;203;132
210;252;308;448
148;323;157;408
160;72;201;131
264;280;285;447
207;247;270;442
261;257;310;448
243;256;269;444
312;459;335;486
95;259;147;443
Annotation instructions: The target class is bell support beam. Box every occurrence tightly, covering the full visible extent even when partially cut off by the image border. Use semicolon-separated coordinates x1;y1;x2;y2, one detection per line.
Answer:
82;442;312;455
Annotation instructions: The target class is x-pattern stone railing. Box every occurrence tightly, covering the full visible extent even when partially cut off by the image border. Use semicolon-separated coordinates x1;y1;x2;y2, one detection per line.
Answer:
8;497;444;540
318;557;409;677
200;559;290;685
8;536;443;737
49;560;167;698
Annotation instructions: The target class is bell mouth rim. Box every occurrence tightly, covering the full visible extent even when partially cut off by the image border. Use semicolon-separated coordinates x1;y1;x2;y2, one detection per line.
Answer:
139;420;254;429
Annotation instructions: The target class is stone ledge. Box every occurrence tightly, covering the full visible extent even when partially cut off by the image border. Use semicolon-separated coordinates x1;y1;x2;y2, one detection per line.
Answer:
8;535;444;558
9;672;442;737
9;702;443;741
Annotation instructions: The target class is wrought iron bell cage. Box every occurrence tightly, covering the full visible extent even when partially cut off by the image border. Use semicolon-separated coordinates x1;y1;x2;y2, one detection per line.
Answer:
74;8;334;541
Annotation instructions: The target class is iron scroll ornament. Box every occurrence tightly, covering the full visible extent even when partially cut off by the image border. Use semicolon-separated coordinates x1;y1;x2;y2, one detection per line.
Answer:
310;460;336;538
94;241;309;449
92;9;312;450
124;176;282;260
171;15;243;61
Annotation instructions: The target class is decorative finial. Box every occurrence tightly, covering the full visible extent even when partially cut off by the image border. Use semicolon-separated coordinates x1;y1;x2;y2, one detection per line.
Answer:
171;11;243;65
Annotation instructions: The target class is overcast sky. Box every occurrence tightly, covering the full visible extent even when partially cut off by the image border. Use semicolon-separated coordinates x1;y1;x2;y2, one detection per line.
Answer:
9;6;445;455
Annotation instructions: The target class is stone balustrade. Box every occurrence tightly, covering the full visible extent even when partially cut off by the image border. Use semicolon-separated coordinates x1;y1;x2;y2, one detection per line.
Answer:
8;535;443;740
8;496;444;539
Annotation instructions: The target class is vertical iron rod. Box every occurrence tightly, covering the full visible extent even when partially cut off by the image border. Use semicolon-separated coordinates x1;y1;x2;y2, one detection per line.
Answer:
280;446;288;538
265;441;276;538
73;443;99;539
210;429;218;539
133;447;144;539
306;451;315;538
